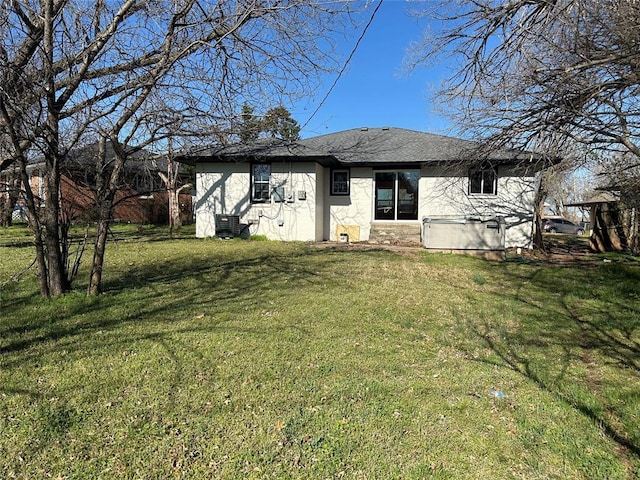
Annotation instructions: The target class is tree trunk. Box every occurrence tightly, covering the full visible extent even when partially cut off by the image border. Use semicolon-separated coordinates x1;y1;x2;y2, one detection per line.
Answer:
160;143;192;237
0;197;12;227
87;213;111;296
532;181;547;252
533;214;545;251
0;164;21;227
169;184;191;235
43;161;70;296
630;206;639;255
590;203;626;252
39;0;70;297
87;138;124;296
19;159;50;297
169;188;181;231
33;229;50;297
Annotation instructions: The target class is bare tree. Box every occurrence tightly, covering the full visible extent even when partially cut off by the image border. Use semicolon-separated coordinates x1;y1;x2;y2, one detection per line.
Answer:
410;0;640;248
540;151;595;219
0;1;359;297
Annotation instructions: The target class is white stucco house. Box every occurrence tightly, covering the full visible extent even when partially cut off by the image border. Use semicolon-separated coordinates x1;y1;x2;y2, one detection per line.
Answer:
177;127;544;250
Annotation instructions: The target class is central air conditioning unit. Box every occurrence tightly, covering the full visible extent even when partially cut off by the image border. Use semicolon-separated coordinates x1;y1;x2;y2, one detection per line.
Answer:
215;214;241;239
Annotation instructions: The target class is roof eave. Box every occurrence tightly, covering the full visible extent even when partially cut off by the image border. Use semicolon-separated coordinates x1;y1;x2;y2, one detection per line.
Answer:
178;153;338;168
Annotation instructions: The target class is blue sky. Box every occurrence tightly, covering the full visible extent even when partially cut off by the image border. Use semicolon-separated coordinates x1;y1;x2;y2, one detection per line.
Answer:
294;1;451;139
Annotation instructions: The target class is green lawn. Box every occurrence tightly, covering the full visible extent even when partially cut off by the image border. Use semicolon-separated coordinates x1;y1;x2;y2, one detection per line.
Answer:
1;226;639;479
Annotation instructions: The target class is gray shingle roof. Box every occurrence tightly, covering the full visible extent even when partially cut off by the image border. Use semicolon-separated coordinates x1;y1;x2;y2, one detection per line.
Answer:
28;141;163;171
298;127;477;164
177;127;539;166
179;137;330;164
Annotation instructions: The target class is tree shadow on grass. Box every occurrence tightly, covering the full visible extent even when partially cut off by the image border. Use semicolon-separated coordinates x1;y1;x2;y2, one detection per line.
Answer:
0;244;398;462
465;260;640;463
0;245;375;363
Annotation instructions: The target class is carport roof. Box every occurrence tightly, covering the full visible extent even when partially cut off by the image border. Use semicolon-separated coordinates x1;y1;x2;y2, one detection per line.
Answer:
566;190;621;206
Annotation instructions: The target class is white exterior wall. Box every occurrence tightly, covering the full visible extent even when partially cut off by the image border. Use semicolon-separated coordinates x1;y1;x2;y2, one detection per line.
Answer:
315;165;325;241
196;162;538;247
195;161;321;241
419;164;539;248
195;162;248;238
325;167;374;242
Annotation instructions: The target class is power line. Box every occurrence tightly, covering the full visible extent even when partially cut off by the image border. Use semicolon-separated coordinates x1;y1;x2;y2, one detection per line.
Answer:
301;0;384;131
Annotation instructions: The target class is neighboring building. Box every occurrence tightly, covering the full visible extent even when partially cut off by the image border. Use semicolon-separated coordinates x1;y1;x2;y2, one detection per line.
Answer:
2;141;193;225
177;127;545;249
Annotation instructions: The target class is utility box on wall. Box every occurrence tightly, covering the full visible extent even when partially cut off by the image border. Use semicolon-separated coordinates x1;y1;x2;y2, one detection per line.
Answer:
272;186;285;203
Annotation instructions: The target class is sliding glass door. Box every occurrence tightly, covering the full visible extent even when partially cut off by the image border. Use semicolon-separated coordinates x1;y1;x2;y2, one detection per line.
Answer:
374;171;419;221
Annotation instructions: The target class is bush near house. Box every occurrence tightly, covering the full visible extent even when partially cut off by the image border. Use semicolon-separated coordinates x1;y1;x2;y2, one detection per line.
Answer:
0;227;638;479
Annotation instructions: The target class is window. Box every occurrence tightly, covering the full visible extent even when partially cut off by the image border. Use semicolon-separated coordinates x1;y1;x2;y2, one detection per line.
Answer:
251;163;271;202
331;169;350;195
469;168;497;195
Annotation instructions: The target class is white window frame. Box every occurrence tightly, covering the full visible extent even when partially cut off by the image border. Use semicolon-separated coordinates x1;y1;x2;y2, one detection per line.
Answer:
251;163;271;203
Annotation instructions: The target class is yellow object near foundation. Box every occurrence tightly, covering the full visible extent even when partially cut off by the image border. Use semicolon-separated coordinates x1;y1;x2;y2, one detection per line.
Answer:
335;224;360;243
